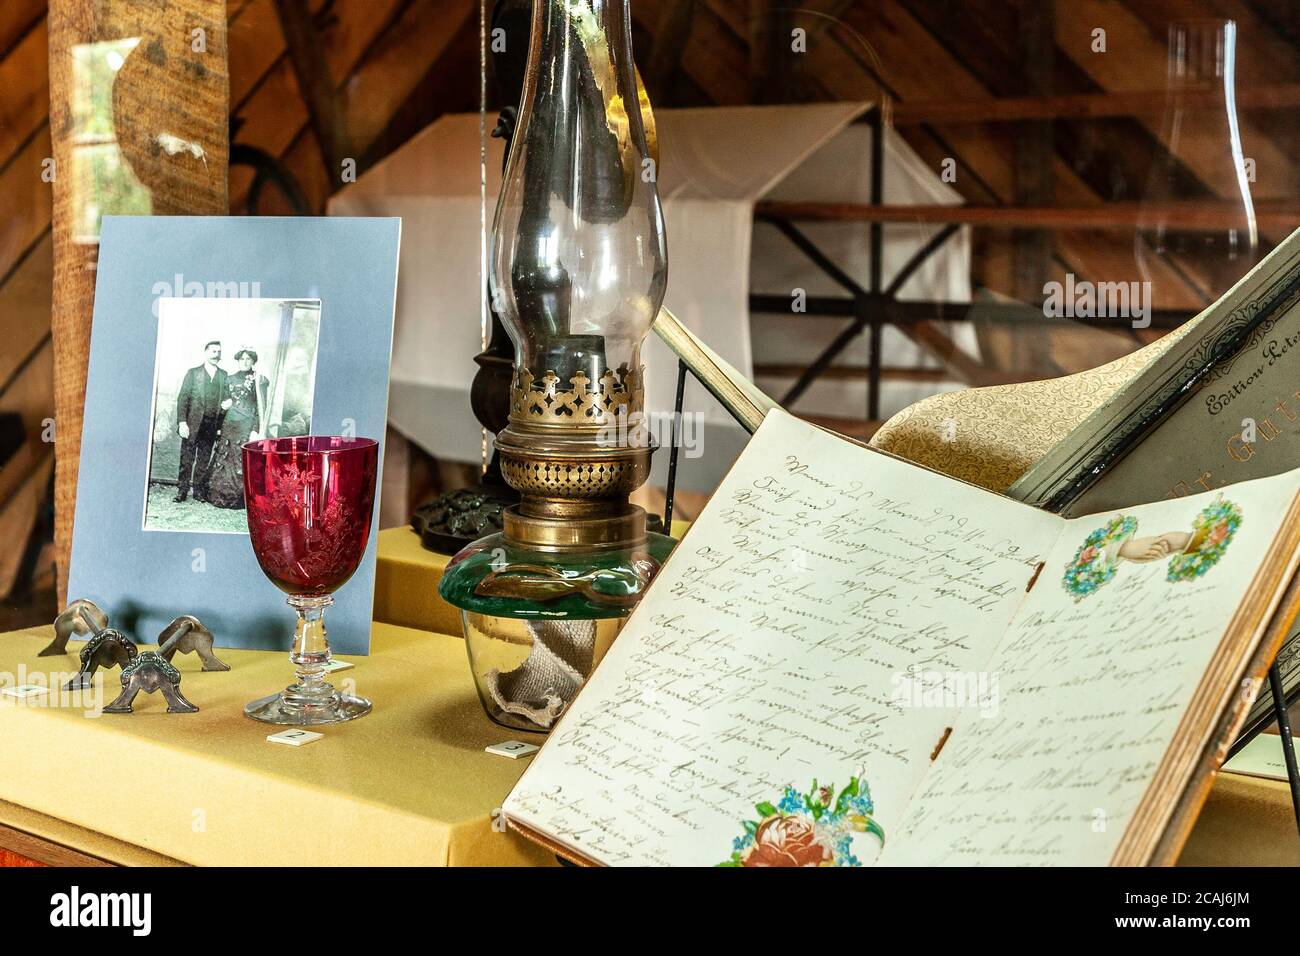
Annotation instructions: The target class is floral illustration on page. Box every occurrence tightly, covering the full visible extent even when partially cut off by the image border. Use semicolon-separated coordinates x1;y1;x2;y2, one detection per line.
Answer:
719;776;884;867
1062;495;1242;600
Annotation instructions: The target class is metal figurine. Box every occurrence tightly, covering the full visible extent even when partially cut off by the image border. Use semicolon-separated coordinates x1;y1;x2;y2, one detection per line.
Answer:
102;615;212;714
156;615;230;672
40;599;108;657
65;609;137;691
51;604;227;711
103;652;198;714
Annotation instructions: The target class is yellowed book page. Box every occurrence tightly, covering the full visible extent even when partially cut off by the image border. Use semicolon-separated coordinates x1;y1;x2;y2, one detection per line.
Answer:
881;470;1300;866
504;409;1060;866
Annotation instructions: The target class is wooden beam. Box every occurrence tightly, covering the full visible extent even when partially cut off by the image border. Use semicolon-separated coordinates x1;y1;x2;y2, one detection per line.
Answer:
702;0;1019;385
892;83;1300;125
0;449;53;600
1056;0;1288;206
896;0;1227;310
826;4;1197;321
1011;0;1056;374
0;0;43;59
747;0;791;104
902;317;992;386
0;130;52;289
227;0;411;209
342;0;475;158
229;0;327;109
634;0;748;104
0;821;114;867
799;413;882;444
229;53;308;207
646;0;695;101
1011;4;1053;291
0;17;48;166
806;0;1016;187
272;0;352;175
0;328;51;473
1053;229;1208;313
756;200;1300;231
272;127;331;214
357;6;480;172
48;0;229;602
0;235;53;395
754;363;952;383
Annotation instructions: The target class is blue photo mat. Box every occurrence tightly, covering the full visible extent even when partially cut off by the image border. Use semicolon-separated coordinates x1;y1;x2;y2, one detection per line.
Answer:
68;216;401;654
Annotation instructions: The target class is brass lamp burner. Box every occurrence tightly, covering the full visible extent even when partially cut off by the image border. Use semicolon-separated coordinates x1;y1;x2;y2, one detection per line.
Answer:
497;364;654;552
509;365;642;425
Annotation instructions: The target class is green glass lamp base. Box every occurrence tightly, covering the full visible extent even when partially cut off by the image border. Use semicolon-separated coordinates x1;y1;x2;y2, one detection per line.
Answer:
440;531;677;733
439;531;677;620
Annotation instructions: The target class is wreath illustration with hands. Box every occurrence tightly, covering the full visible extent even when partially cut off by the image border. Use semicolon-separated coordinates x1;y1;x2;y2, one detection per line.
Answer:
1062;494;1242;601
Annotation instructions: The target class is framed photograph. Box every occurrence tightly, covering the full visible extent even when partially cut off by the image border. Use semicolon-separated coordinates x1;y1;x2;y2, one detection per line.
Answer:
143;297;322;534
68;216;401;654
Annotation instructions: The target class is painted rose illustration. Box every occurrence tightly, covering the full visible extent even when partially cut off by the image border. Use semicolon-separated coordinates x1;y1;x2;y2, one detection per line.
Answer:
743;814;834;867
720;776;884;868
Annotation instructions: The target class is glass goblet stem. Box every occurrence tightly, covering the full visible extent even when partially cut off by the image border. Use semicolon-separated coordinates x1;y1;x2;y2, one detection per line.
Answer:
243;593;372;725
283;594;337;711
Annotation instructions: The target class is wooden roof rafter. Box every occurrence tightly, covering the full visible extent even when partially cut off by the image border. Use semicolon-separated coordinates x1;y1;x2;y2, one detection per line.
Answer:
273;0;354;175
226;0;470;212
893;82;1300;124
886;0;1249;309
0;0;44;60
645;0;697;102
758;199;1299;231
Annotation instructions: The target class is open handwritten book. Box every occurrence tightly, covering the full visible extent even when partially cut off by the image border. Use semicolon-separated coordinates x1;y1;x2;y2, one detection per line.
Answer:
501;410;1300;866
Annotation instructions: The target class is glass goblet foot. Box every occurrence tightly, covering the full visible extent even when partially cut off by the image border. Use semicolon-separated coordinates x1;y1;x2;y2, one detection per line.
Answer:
244;595;372;725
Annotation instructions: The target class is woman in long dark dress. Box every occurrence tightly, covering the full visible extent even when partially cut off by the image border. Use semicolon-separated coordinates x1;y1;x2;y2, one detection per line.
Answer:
207;348;269;509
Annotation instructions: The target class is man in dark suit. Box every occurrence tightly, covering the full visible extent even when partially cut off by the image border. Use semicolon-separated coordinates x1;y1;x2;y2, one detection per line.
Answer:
174;340;228;502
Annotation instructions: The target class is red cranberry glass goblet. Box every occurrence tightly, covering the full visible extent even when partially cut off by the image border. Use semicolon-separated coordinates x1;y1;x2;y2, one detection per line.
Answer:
242;436;378;724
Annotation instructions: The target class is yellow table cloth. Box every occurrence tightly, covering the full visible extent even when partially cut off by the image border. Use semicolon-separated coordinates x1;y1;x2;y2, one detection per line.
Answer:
1178;773;1299;866
0;622;553;867
373;526;461;635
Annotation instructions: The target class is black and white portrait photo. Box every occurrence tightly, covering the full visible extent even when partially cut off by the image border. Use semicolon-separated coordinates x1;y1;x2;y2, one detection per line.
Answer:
142;297;322;533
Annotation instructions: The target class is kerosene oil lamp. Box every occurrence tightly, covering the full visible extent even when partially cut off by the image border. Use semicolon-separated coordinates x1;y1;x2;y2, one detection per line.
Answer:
439;0;674;732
